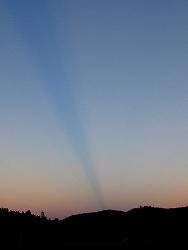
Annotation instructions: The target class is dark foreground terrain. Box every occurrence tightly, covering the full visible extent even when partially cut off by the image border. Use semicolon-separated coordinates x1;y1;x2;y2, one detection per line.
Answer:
0;206;188;249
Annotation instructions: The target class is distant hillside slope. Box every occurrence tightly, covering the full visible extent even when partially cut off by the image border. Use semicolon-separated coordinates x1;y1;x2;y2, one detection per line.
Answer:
0;206;188;248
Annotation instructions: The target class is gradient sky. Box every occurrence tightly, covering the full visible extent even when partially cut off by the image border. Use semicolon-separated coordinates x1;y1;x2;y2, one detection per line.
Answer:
0;0;188;218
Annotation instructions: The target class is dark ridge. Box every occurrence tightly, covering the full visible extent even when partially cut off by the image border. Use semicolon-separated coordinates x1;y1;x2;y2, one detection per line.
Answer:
1;206;188;248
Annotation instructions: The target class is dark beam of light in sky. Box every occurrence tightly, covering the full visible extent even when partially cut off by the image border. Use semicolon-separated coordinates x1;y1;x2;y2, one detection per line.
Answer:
5;0;105;208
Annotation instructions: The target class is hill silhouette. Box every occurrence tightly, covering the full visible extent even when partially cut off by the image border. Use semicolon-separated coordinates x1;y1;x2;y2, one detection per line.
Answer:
0;206;188;248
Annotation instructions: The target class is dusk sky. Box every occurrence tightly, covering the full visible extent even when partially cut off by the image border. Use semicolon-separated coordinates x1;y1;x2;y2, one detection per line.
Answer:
0;0;188;218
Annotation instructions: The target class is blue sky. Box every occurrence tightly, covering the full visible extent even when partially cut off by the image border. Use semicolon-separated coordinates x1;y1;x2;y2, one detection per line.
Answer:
0;0;188;218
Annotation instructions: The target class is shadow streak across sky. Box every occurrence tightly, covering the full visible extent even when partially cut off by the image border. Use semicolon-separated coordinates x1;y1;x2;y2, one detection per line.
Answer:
6;0;105;208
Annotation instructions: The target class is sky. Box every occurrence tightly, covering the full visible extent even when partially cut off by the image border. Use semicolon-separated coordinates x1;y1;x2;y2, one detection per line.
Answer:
0;0;188;218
